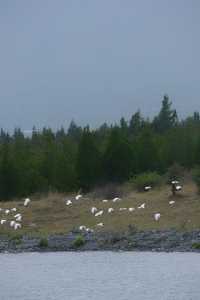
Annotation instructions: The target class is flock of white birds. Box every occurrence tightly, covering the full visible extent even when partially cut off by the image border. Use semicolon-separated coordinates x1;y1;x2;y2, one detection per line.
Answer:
65;180;182;233
0;198;31;230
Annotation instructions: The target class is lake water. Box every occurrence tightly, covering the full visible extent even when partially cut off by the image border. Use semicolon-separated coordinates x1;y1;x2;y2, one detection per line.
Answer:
0;252;199;300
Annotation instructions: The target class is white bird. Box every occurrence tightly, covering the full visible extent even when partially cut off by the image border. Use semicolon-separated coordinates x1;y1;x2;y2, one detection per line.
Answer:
138;203;145;209
175;185;182;191
112;197;121;202
10;221;15;227
14;213;21;219
16;215;22;222
171;180;179;184
169;200;175;205
95;210;104;217
108;208;114;213
86;228;94;233
66;200;72;206
11;208;17;212
102;199;108;203
144;186;152;191
97;222;104;227
14;223;21;230
0;219;6;225
91;207;98;214
119;208;127;211
154;213;161;221
75;194;82;200
24;198;31;206
129;207;135;212
0;208;2;212
79;225;87;231
5;209;10;215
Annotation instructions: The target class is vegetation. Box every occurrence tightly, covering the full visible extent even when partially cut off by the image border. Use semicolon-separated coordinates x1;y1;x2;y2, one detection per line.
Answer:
72;235;86;248
192;242;200;249
39;237;48;248
131;172;162;191
0;95;200;199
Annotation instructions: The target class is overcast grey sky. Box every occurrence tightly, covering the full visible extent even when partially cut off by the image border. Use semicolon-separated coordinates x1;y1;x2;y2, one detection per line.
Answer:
0;0;200;131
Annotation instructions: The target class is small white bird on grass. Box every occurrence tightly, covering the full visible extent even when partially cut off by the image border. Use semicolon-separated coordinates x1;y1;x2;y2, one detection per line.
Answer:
75;194;82;200
14;213;21;219
0;219;6;225
112;197;121;203
129;207;135;212
10;221;15;227
79;225;87;231
16;215;22;222
108;208;114;213
144;186;152;191
14;223;21;230
175;185;182;191
169;201;175;205
119;208;127;211
138;203;145;209
66;200;72;206
154;213;161;221
171;180;179;184
102;199;108;203
95;210;104;217
24;198;31;207
91;207;98;214
11;208;17;212
97;223;104;227
86;228;94;233
5;209;10;215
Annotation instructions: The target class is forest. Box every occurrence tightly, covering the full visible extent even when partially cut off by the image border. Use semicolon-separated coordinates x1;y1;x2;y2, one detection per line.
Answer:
0;95;200;200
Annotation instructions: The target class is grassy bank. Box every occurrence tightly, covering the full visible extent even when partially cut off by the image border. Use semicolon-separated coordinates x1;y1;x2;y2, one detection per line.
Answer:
0;180;199;236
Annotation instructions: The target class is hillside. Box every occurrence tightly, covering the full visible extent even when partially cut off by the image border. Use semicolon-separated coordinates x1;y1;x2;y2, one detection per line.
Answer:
0;180;199;237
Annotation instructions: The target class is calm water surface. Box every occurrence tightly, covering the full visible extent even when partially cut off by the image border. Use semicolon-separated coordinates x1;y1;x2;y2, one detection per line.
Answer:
0;252;199;300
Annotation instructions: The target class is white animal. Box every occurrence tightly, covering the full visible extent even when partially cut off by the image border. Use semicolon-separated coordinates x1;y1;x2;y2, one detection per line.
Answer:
169;201;175;205
108;208;114;213
14;223;21;230
11;208;17;212
112;197;121;202
24;198;31;206
95;210;104;217
144;186;152;191
175;185;182;191
10;221;15;227
171;180;179;184
5;209;10;215
75;194;82;200
0;208;2;212
14;213;21;219
66;200;72;206
16;215;22;222
86;228;94;233
119;208;127;211
154;213;161;221
91;207;98;214
79;225;87;231
97;223;104;227
0;219;6;225
102;199;108;203
129;207;135;212
138;203;145;209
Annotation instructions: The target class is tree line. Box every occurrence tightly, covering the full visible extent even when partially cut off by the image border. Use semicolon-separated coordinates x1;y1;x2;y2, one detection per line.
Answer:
0;95;200;200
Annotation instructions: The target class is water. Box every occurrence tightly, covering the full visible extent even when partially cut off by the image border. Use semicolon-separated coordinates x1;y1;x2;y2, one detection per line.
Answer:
0;252;199;300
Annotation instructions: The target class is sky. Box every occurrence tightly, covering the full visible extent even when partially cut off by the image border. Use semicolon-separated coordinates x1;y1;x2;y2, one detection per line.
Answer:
0;0;200;131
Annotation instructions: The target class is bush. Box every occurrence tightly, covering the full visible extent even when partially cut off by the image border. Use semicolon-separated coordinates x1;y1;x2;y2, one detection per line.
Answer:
131;172;162;191
39;237;48;248
72;235;86;248
10;233;23;245
167;163;184;183
90;183;124;200
192;168;200;193
192;242;200;249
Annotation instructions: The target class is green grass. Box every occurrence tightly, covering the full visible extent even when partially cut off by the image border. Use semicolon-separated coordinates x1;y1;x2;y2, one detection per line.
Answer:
72;235;86;248
39;237;48;248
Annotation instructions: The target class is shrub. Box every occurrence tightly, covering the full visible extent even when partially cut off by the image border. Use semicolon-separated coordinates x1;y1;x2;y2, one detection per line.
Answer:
192;168;200;193
10;234;23;245
39;237;48;248
72;235;86;248
90;183;124;200
131;172;162;191
192;242;200;249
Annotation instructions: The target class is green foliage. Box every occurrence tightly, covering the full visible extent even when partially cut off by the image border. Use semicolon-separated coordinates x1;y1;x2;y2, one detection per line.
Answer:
192;242;200;249
72;235;86;248
39;237;48;248
131;172;162;191
10;233;23;245
192;168;200;193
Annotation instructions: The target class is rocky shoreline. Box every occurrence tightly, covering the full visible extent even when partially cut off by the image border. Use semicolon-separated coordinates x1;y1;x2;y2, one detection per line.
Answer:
1;229;200;253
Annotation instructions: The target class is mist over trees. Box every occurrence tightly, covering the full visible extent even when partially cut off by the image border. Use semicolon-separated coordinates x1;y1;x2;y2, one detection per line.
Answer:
0;95;200;200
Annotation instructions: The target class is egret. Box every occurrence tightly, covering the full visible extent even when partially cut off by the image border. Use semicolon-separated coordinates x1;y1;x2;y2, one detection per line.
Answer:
10;221;15;227
119;208;127;211
16;215;22;222
112;197;121;202
144;186;152;191
11;208;17;212
95;210;103;217
5;209;10;215
171;180;179;184
97;223;104;227
108;208;114;213
91;207;98;214
24;198;31;206
66;200;72;206
138;203;145;209
0;219;6;225
154;213;161;221
169;201;175;205
14;223;21;230
176;185;182;191
14;213;21;219
79;225;86;231
102;199;108;203
129;207;135;212
75;194;82;200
